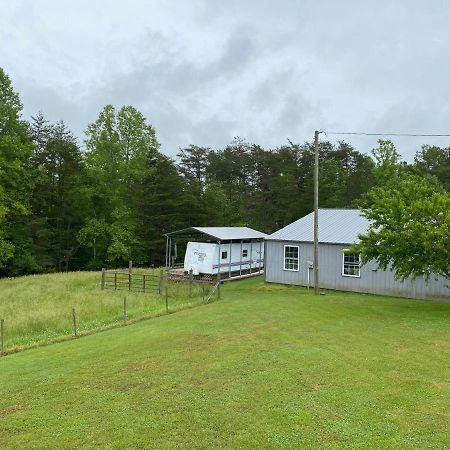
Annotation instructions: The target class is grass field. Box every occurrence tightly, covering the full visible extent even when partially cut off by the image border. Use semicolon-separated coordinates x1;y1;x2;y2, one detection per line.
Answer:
0;269;209;349
1;276;450;449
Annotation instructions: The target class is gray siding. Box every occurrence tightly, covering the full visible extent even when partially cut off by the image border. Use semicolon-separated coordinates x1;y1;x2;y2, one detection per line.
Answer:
265;240;450;301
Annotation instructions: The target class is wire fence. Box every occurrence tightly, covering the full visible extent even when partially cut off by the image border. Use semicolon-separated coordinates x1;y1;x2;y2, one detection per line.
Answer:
0;273;220;357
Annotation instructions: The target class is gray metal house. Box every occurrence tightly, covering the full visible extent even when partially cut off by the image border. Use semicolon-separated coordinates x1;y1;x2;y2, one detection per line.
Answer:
265;209;449;301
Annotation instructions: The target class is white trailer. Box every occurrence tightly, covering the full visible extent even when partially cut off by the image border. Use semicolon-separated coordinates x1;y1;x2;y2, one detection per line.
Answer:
184;241;264;275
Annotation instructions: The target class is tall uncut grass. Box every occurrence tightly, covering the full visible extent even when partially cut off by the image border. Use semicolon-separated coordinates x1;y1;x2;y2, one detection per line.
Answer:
0;269;209;349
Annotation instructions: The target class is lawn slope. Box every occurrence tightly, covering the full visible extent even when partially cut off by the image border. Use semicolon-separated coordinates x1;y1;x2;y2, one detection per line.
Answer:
1;278;449;449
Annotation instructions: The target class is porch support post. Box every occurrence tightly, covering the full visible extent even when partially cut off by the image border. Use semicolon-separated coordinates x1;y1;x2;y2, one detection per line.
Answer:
259;239;262;273
264;240;267;283
240;239;243;278
229;241;232;279
168;238;172;269
250;239;253;274
165;236;169;268
217;240;222;282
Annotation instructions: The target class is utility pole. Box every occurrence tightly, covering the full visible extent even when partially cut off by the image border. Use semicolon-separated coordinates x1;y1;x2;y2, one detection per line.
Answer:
314;130;320;295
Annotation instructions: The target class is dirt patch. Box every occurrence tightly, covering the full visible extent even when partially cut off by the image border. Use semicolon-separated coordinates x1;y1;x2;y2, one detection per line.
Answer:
0;404;23;417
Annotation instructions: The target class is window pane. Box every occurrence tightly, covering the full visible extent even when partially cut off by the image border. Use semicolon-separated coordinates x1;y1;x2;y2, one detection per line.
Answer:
221;251;227;259
344;253;358;264
284;246;299;270
343;251;360;276
344;265;358;276
285;246;298;258
285;259;298;270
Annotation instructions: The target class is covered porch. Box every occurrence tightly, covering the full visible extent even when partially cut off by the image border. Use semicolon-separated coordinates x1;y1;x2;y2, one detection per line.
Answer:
164;226;267;281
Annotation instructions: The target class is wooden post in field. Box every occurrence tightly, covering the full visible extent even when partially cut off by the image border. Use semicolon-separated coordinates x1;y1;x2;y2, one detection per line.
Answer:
114;272;117;291
189;268;193;297
129;260;133;275
159;270;163;295
165;287;169;313
1;319;4;356
143;274;146;293
123;297;127;322
72;308;77;336
101;268;106;290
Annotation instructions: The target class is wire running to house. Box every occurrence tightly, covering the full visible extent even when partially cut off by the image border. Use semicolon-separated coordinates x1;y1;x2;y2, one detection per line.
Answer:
322;131;450;137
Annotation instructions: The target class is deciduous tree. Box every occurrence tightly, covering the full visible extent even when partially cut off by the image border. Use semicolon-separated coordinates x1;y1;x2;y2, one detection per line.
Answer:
354;174;450;284
0;68;35;274
413;145;450;191
82;105;160;266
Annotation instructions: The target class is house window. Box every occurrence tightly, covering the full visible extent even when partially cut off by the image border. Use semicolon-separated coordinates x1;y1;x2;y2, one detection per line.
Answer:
284;245;299;271
342;250;361;277
221;251;228;259
242;249;248;258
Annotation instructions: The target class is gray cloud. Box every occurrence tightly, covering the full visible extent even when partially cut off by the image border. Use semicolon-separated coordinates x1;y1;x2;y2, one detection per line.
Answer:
1;0;450;161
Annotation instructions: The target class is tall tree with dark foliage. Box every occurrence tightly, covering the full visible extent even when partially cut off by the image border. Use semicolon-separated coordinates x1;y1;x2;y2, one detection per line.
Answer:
0;68;35;275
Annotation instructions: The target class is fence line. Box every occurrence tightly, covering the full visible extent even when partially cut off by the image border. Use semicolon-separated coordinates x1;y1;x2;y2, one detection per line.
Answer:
0;274;220;357
72;308;78;336
203;281;221;304
102;268;162;294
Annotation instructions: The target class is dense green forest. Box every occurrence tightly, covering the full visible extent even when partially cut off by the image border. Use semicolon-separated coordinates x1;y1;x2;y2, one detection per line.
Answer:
1;67;449;276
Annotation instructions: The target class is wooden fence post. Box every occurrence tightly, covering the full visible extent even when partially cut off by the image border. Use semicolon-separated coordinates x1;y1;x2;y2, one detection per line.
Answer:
189;268;193;297
101;268;106;290
123;297;127;322
0;319;4;356
159;270;163;295
129;260;132;275
114;272;117;291
72;308;77;336
143;274;146;293
165;287;169;313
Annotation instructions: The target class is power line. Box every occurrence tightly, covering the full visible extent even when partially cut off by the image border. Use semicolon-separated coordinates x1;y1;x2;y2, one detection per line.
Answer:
323;131;450;137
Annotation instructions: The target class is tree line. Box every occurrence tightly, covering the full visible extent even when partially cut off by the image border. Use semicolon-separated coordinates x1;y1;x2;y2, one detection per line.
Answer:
1;67;449;276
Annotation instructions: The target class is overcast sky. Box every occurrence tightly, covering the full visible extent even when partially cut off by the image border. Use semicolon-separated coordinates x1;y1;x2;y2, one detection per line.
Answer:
1;0;450;161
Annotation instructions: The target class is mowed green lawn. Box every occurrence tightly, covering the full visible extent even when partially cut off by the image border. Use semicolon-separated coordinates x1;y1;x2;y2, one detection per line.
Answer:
0;269;205;349
1;277;449;449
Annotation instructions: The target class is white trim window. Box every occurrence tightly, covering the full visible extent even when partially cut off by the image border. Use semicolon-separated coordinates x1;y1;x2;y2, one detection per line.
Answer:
284;245;299;271
242;249;248;258
342;250;361;277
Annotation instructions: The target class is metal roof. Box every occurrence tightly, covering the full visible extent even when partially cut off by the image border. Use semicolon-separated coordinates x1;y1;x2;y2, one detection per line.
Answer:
267;209;370;244
165;226;268;241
